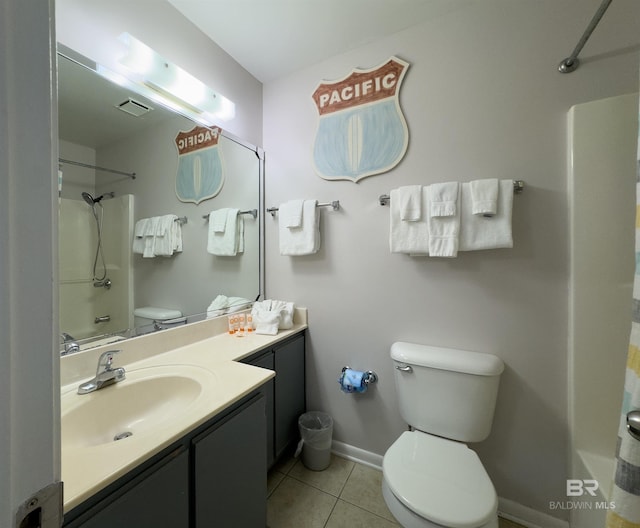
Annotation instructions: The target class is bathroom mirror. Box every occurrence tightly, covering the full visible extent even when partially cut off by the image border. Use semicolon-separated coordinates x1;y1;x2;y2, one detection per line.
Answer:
57;45;263;350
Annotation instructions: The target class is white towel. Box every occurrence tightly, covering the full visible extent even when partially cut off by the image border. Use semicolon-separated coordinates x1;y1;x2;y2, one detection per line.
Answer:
207;208;243;256
427;185;460;257
153;214;177;257
389;187;429;254
209;209;228;233
143;216;160;258
429;182;459;217
470;178;499;216
459;179;513;251
280;199;305;228
279;199;320;256
396;185;422;221
133;218;148;254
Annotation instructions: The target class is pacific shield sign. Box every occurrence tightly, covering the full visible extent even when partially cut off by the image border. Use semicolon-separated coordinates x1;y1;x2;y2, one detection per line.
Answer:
311;56;410;183
175;125;225;204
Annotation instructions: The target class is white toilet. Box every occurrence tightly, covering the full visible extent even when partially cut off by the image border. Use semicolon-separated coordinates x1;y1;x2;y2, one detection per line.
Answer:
382;342;504;528
133;306;186;335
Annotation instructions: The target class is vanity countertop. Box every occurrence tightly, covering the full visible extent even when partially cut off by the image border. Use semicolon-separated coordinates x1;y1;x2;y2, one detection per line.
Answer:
61;312;307;513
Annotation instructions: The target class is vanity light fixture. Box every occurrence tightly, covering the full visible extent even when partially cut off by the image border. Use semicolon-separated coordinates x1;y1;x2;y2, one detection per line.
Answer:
111;33;235;125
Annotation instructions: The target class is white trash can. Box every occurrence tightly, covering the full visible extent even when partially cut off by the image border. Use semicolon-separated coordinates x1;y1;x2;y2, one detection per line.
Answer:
298;411;333;471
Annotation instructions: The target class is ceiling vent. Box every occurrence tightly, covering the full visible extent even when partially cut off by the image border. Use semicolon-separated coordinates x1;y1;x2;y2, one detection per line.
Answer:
116;98;152;117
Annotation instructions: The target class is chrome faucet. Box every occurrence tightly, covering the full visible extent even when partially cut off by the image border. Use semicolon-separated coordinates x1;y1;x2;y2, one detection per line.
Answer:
77;350;126;394
60;333;80;356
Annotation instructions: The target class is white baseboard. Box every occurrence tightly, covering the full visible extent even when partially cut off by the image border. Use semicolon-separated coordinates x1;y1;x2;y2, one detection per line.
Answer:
498;497;569;528
331;439;383;470
331;440;570;528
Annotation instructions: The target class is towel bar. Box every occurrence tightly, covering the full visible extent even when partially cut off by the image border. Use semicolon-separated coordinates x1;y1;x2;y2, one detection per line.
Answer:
202;209;258;220
267;200;340;217
174;216;187;225
378;180;525;206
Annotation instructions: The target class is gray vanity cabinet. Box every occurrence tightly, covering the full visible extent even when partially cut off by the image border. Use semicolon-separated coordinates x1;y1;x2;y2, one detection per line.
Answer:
63;394;266;528
193;394;266;527
242;331;306;467
63;448;189;528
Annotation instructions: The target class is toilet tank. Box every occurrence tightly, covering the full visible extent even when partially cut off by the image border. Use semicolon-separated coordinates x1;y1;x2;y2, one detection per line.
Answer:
391;342;504;442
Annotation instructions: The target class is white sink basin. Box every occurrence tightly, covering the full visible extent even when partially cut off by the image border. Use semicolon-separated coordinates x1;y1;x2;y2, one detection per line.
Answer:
62;365;216;448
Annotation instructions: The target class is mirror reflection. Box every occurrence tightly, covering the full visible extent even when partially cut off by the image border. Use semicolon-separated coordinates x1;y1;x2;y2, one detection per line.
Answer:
57;47;262;351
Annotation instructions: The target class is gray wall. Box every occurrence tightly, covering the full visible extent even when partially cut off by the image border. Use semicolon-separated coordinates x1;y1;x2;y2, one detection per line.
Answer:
262;0;640;519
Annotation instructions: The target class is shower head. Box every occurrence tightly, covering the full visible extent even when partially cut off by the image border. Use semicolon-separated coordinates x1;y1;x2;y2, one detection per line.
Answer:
81;192;104;205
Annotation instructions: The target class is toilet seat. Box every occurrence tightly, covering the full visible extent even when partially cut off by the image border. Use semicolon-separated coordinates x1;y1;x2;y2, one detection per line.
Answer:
383;431;497;528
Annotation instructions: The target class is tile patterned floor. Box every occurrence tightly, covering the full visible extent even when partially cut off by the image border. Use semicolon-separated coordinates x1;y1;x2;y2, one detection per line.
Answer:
267;454;526;528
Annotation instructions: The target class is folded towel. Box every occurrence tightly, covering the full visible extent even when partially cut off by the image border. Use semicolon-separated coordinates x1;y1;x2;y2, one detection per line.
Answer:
280;199;305;228
153;215;178;257
429;182;459;217
206;294;230;318
133;218;148;254
459;179;513;251
252;299;295;330
427;185;460;257
389;187;430;254
207;208;243;256
396;185;422;221
470;178;499;216
253;312;280;335
209;209;228;233
279;199;320;256
143;216;160;258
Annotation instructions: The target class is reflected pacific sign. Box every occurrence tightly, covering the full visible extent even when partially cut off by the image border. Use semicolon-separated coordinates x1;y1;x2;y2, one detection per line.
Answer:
175;125;225;204
311;56;410;183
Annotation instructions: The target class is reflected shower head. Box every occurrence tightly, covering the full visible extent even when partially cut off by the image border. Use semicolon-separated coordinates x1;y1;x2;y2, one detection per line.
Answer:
81;192;104;205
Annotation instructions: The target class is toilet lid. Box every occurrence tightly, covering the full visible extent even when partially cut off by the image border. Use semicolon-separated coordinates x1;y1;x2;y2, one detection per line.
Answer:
383;431;497;528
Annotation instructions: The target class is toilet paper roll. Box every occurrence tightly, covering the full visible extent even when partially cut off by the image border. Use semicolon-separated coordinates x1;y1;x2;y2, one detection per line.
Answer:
339;368;367;393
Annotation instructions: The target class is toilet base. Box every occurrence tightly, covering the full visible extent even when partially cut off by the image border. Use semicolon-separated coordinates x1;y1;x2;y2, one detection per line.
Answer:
382;478;499;528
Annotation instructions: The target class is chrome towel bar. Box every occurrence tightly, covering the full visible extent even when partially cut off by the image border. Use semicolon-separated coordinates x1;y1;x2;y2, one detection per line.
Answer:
267;200;340;217
379;180;525;206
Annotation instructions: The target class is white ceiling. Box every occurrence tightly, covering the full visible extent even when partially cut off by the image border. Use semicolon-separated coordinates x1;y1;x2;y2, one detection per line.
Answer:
167;0;472;83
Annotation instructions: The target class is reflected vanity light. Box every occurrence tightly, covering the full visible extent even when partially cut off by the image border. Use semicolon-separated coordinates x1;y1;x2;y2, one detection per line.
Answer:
107;33;235;125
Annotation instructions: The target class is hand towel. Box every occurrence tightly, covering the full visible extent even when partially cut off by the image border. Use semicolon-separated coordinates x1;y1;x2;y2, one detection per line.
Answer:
429;182;459;217
459;179;513;251
153;214;177;257
206;294;229;318
396;185;422;221
133;218;148;254
142;216;160;258
253;312;280;335
389;187;430;254
280;199;305;228
209;209;228;233
279;199;320;256
207;208;242;256
427;185;460;257
470;178;499;216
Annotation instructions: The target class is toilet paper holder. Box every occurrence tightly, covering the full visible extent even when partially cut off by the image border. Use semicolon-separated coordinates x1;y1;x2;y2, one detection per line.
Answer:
341;366;378;386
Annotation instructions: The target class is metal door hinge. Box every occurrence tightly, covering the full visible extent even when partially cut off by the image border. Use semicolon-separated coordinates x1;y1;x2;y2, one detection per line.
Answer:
15;481;63;528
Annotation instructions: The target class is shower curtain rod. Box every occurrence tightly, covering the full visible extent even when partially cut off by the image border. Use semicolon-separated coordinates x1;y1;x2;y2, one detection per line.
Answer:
58;158;137;179
558;0;613;73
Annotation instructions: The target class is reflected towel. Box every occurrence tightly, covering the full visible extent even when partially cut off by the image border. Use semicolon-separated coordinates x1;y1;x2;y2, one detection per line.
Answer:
207;208;243;256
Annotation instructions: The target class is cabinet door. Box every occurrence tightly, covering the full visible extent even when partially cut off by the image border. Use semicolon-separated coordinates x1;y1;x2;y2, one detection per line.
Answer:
64;448;189;528
193;395;266;528
247;351;275;468
274;334;306;458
